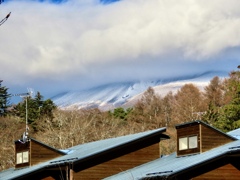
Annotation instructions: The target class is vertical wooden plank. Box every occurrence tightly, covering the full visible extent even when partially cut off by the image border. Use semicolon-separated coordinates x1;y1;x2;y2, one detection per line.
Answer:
69;169;74;180
199;123;202;153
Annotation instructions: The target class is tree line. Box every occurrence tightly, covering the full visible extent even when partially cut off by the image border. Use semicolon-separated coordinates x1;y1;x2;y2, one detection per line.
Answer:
0;84;56;131
110;69;240;132
1;69;240;170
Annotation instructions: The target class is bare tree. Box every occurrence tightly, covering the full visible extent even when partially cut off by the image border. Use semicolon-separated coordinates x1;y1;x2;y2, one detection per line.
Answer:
173;84;205;123
204;76;224;107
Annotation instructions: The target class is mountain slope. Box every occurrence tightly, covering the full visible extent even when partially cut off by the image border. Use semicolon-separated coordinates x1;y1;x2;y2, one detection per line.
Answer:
52;71;228;111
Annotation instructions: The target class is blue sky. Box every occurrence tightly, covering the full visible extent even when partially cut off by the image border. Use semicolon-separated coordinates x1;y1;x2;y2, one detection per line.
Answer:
1;0;240;100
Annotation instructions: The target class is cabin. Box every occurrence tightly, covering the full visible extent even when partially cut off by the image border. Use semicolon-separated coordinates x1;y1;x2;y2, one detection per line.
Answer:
106;120;240;180
15;138;65;169
1;120;240;179
176;120;234;156
0;127;169;180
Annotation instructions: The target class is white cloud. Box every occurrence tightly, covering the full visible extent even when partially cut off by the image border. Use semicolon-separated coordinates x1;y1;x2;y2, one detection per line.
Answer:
1;0;240;96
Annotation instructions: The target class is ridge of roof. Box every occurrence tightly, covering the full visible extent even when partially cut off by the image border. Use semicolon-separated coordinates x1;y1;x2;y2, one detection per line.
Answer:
14;137;67;155
227;128;240;139
66;127;168;152
47;127;169;167
175;120;237;140
30;138;67;155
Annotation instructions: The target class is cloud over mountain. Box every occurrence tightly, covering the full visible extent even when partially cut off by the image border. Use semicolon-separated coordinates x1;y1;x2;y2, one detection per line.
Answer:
0;0;240;97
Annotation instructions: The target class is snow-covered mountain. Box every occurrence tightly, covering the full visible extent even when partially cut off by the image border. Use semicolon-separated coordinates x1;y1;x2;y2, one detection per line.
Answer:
52;71;229;111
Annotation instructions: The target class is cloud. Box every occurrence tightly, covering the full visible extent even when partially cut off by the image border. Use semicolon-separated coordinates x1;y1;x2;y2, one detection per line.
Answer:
1;0;240;96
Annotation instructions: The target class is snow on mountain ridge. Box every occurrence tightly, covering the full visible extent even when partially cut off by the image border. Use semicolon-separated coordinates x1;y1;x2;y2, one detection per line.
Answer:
53;81;157;110
52;71;228;111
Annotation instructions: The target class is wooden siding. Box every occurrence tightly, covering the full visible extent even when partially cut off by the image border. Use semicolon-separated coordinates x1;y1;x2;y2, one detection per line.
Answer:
72;143;160;180
201;124;233;152
194;163;240;180
16;169;67;180
30;140;63;166
177;123;200;156
176;122;235;156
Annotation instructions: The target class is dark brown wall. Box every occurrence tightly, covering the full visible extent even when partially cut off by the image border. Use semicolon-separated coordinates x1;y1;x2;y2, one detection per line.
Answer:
72;143;160;180
16;169;67;180
176;122;235;156
201;124;233;152
30;140;63;166
15;141;30;168
194;163;240;180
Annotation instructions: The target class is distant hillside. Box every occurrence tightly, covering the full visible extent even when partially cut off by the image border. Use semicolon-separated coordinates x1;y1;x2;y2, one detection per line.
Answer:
52;71;228;111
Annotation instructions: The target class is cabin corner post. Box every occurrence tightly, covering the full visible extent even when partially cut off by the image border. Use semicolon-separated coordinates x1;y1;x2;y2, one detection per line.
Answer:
199;123;202;153
66;163;74;180
70;168;74;180
159;138;166;157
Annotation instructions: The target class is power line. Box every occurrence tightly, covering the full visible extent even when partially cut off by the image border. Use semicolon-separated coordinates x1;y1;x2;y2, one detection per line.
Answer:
0;0;11;26
0;12;11;26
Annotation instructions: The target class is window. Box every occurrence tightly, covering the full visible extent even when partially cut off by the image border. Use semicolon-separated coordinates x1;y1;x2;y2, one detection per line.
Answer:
189;136;198;149
16;151;29;164
179;137;188;150
179;135;198;150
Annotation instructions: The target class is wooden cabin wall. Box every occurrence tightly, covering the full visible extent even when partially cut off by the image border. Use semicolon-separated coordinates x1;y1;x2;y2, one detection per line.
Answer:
201;125;233;152
18;169;67;180
15;141;31;168
72;143;160;180
176;123;200;156
176;123;200;138
30;140;63;166
194;164;240;180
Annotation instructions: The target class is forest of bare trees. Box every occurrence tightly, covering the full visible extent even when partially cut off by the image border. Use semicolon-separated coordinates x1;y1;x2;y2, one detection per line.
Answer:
1;69;240;171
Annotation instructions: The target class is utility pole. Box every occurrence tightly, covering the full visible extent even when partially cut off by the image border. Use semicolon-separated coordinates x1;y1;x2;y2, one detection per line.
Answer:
12;88;34;143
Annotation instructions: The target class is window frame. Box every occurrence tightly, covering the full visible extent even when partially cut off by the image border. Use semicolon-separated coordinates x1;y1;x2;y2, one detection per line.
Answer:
188;135;198;149
179;137;188;150
178;135;198;151
16;151;29;164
